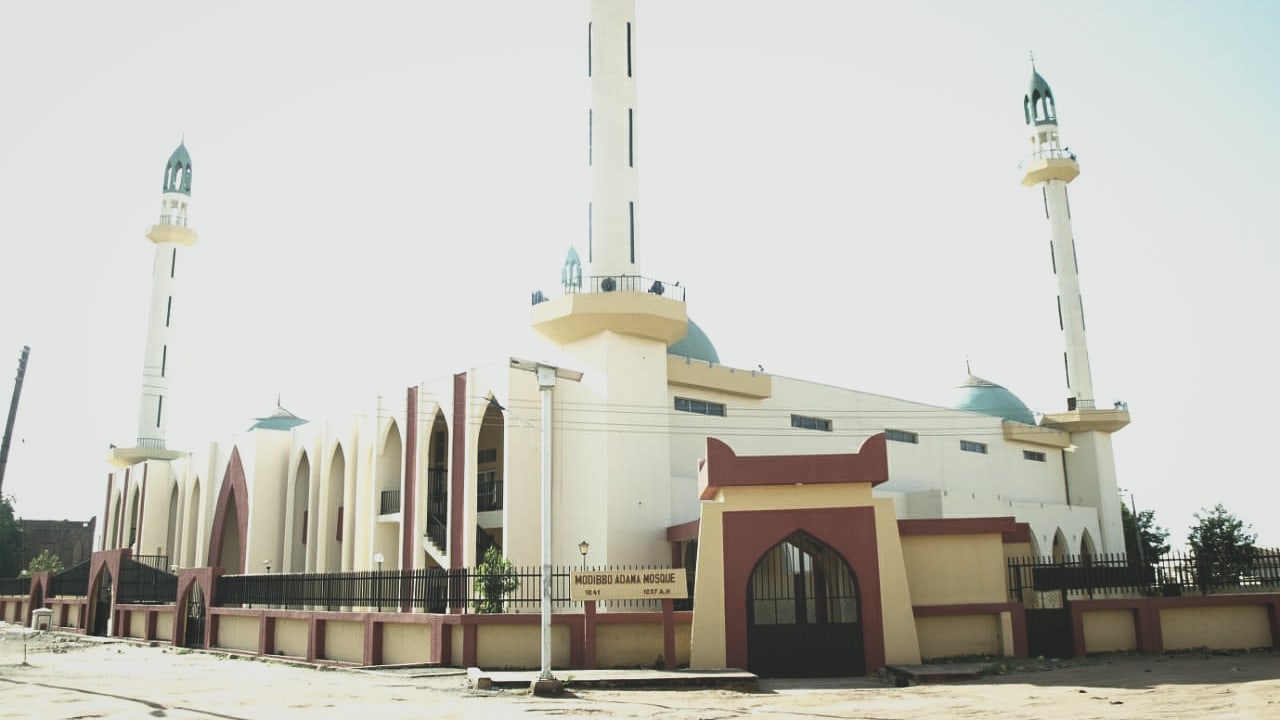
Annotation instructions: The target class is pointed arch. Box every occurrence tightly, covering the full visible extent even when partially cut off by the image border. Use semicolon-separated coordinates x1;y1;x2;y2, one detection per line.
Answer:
373;420;403;569
1051;528;1069;562
1079;528;1097;558
289;451;311;572
183;476;201;568
323;443;346;571
124;484;142;551
165;482;180;564
207;448;249;573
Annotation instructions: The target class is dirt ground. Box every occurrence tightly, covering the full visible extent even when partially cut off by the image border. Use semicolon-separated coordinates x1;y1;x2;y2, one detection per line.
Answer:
2;625;1279;719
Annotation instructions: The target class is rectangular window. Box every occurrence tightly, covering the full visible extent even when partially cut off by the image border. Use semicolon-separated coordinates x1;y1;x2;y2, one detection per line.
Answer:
790;414;832;432
1057;296;1063;330
156;395;164;427
170;249;176;278
336;506;343;542
1079;294;1086;331
626;21;632;77
1041;187;1049;219
165;296;173;327
1049;241;1056;274
629;201;635;263
1065;188;1071;218
301;510;308;544
587;22;592;77
588;203;593;262
960;440;987;454
1063;352;1070;387
628;108;634;167
478;470;502;512
1023;450;1047;462
588;109;593;166
1072;239;1079;272
886;429;918;444
477;448;497;464
674;396;726;416
161;345;167;377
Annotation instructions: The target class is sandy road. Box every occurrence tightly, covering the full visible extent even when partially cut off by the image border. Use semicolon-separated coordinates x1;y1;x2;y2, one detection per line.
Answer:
2;627;1279;719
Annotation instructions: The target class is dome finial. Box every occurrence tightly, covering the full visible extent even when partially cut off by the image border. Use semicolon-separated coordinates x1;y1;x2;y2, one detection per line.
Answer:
1029;49;1036;71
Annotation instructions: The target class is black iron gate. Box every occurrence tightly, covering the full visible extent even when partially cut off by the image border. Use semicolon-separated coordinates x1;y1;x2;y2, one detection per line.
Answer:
1025;607;1073;658
91;568;112;636
183;583;206;649
747;531;863;677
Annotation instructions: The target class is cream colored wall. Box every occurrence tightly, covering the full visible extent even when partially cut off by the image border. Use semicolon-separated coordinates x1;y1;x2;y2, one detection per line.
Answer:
596;623;665;668
901;533;1007;606
247;431;291;574
138;462;172;557
66;604;80;627
476;624;571;669
323;620;365;663
381;623;431;665
689;495;726;669
1081;609;1137;653
154;611;173;641
215;615;260;653
274;618;308;658
873;498;922;665
915;615;1001;659
1160;606;1272;651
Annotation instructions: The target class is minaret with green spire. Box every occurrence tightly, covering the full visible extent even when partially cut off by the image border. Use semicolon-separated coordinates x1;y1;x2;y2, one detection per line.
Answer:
112;142;199;467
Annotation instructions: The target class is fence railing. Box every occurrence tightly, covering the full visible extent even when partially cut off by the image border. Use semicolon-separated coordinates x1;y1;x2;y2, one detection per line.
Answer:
117;557;178;605
215;565;680;613
0;576;30;596
1008;549;1280;601
49;560;92;597
132;554;171;572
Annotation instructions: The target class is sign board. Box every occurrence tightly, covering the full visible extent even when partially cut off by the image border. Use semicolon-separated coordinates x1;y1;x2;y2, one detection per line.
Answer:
571;568;688;601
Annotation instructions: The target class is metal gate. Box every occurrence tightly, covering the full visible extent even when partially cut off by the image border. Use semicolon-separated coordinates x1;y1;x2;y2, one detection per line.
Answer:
91;568;112;637
747;531;863;677
1025;608;1074;658
183;583;206;649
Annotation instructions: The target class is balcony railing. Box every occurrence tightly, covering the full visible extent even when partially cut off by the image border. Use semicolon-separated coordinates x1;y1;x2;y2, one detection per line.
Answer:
1019;146;1077;170
379;489;401;515
159;215;188;227
536;273;686;304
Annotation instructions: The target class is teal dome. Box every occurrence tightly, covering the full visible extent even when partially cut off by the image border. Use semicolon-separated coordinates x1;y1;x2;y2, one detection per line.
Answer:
669;319;720;364
951;374;1036;425
248;404;308;432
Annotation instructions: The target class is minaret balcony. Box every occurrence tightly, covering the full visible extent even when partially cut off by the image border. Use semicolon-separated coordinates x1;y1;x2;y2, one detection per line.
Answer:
1020;147;1080;186
531;274;688;346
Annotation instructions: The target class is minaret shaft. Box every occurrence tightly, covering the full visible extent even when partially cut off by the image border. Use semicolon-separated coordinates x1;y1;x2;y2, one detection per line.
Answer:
1043;178;1094;403
588;0;638;279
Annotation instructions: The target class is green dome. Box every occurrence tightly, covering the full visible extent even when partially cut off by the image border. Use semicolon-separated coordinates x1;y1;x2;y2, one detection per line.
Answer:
951;374;1036;425
163;142;192;195
669;318;720;364
248;404;308;432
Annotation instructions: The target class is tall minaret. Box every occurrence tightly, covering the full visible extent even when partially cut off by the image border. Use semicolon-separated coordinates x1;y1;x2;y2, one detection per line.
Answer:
126;143;198;456
1022;67;1130;556
586;0;639;280
1020;66;1094;409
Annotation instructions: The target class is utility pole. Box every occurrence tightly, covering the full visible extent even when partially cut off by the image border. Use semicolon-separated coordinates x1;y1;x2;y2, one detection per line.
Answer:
0;345;31;497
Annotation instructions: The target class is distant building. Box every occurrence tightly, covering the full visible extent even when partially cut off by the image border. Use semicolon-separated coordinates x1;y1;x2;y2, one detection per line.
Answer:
21;518;95;568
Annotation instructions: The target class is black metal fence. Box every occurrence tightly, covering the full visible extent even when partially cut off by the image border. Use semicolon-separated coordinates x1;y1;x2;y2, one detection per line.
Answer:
1008;548;1280;601
117;557;178;605
0;576;30;596
132;554;171;573
49;560;91;597
215;565;682;613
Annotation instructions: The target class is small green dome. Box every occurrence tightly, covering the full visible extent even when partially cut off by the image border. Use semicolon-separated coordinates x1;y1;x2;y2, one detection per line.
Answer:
248;404;308;432
951;374;1036;425
1024;69;1057;126
669;319;720;364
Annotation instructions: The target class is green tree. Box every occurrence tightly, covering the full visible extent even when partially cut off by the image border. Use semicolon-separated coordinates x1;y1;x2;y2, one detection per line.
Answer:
26;549;64;575
0;495;22;578
1188;504;1257;589
472;546;519;614
1122;503;1170;564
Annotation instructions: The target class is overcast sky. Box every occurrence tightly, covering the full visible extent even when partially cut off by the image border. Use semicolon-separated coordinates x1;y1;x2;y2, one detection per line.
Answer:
2;1;1277;547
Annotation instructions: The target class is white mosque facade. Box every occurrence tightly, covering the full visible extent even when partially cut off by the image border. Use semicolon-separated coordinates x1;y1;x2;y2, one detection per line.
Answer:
99;2;1130;588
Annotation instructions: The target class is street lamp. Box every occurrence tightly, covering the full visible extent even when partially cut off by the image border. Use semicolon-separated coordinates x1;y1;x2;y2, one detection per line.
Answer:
578;540;590;571
373;552;385;612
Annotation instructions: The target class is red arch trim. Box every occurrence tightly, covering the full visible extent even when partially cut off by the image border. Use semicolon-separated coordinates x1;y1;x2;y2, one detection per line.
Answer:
207;448;249;572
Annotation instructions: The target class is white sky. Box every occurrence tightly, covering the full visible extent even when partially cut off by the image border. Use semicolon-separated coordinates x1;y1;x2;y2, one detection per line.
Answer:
2;1;1278;547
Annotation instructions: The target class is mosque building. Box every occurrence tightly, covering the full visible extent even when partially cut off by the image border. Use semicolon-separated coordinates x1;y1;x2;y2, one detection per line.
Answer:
94;1;1131;669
